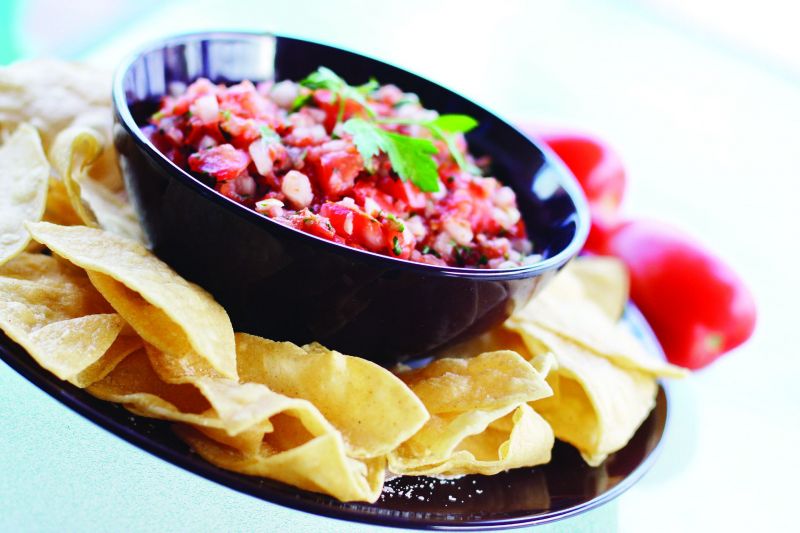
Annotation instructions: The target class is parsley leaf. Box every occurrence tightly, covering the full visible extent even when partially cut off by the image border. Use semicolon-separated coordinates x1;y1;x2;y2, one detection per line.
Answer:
343;118;440;192
383;131;439;192
342;118;383;173
427;115;479;174
376;114;480;174
298;67;376;123
430;114;478;134
290;92;312;111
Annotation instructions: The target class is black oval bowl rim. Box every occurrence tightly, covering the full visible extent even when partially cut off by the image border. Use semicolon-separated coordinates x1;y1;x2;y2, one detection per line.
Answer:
0;302;669;531
112;30;590;281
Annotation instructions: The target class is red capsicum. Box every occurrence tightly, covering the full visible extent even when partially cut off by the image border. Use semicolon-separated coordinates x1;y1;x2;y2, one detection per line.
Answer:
520;124;757;369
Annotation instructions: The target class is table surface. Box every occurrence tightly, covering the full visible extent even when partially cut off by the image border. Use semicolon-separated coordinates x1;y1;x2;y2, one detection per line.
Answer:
1;1;797;531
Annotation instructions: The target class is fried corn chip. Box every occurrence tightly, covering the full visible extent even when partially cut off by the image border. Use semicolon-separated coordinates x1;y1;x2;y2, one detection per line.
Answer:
520;324;658;466
49;126;142;241
400;350;549;414
177;426;385;502
234;333;429;458
0;124;49;265
71;333;143;388
0;252;132;385
90;348;384;502
389;351;554;476
89;349;328;436
0;60;112;149
567;256;629;320
43;177;83;226
390;404;553;476
509;267;685;378
26;222;238;380
438;326;529;359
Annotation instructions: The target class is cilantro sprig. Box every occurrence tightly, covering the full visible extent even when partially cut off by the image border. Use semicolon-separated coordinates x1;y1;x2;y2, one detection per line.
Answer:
379;114;479;173
343;118;439;192
294;67;378;122
292;67;480;193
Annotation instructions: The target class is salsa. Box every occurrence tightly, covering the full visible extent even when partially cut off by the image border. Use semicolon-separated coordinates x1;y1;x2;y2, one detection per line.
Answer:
145;68;534;268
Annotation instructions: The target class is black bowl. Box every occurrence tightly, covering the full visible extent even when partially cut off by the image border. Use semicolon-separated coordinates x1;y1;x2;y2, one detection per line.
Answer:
112;31;589;365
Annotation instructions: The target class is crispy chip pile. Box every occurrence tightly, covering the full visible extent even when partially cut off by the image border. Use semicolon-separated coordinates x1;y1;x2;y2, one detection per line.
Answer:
389;351;554;476
0;253;134;386
503;260;686;465
27;222;238;380
0;124;49;265
0;60;142;243
0;59;683;503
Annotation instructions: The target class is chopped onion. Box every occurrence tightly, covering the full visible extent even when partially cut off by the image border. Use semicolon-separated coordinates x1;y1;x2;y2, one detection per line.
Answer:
281;170;314;208
190;94;219;123
248;139;273;176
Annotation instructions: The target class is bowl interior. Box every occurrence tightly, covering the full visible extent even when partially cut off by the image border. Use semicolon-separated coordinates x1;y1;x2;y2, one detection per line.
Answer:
115;31;588;275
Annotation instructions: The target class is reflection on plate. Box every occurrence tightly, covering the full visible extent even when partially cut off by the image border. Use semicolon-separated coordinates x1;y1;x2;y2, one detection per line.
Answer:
0;304;668;530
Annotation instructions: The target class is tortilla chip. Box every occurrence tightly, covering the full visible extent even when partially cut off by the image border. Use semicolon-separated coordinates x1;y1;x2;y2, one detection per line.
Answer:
0;252;130;383
567;256;629;320
437;326;529;359
0;124;49;266
509;267;685;378
389;404;553;476
518;323;658;466
0;60;112;151
90;348;383;502
398;350;549;414
177;426;385;502
389;351;554;476
26;222;238;380
43;177;83;226
49;126;142;242
235;333;429;458
72;333;143;388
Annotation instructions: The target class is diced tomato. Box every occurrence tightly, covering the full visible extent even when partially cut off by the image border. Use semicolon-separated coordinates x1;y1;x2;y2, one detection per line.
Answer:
378;176;426;212
188;144;250;181
218;80;275;119
320;202;384;252
318;202;354;236
352;211;385;252
219;115;262;147
313;89;367;132
165;78;218;116
307;147;363;198
283;211;337;241
382;218;414;259
353;181;395;214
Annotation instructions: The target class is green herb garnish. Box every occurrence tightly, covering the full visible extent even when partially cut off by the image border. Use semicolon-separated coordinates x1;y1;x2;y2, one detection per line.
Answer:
290;92;313;112
380;114;479;174
420;245;441;258
385;212;405;232
392;236;402;256
297;67;377;124
343;118;439;192
221;109;232;121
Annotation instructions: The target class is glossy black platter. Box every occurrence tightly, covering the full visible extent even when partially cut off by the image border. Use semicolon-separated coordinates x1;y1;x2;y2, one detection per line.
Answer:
0;304;667;530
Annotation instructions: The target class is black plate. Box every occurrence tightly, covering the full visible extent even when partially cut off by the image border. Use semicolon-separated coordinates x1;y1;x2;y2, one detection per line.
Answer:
0;305;668;530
